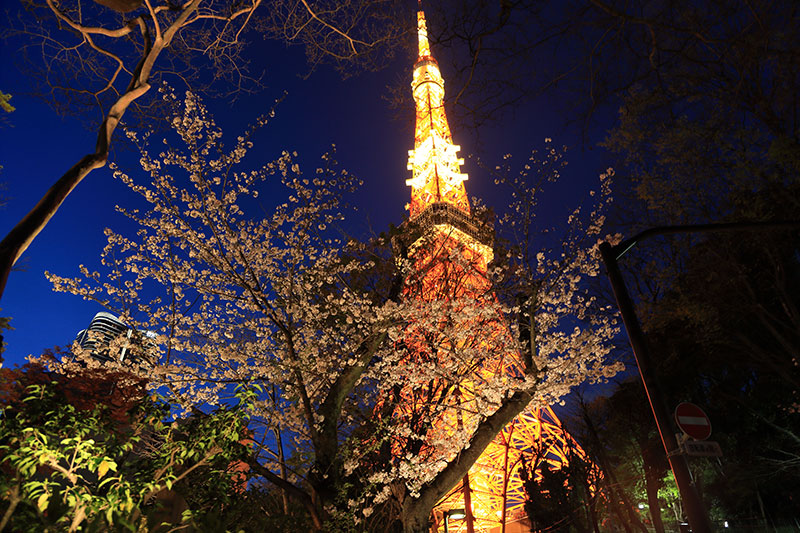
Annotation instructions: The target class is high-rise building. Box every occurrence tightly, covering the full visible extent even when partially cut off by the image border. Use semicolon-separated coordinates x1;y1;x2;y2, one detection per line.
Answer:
75;311;154;364
398;10;586;532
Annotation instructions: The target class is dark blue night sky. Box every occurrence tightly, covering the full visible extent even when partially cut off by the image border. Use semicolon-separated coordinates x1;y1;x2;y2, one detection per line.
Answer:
0;8;611;369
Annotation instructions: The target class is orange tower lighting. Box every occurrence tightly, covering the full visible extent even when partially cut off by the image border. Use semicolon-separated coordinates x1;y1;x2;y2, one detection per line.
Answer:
406;10;471;218
401;10;591;532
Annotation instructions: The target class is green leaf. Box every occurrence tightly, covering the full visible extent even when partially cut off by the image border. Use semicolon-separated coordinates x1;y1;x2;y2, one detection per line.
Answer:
36;492;49;512
98;460;110;479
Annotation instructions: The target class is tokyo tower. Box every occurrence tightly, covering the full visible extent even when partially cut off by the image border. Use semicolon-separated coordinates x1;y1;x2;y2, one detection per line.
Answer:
397;9;586;532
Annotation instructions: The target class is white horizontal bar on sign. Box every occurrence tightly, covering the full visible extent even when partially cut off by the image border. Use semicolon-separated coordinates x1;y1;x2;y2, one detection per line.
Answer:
678;416;709;426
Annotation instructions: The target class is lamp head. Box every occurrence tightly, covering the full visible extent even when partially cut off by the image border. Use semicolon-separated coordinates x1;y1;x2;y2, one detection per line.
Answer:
447;509;466;520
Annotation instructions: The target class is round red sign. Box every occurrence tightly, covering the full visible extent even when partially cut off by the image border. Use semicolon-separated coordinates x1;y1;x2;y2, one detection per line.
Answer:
675;402;712;440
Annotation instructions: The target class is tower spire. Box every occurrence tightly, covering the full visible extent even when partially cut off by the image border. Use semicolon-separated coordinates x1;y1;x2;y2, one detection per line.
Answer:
406;9;470;217
416;7;431;59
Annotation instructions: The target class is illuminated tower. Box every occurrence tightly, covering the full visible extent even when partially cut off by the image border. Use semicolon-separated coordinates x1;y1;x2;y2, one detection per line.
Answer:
406;9;470;218
400;10;585;532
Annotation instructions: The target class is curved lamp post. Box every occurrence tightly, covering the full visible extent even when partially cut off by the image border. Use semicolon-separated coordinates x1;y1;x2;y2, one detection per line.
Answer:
599;220;800;533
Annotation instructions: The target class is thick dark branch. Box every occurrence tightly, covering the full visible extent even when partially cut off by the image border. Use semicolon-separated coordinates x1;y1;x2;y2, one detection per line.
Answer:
402;388;535;530
0;0;204;302
247;459;322;529
45;0;139;37
315;331;388;466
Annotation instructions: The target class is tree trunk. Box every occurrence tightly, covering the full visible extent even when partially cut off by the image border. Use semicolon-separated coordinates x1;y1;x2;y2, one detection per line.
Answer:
462;473;476;533
0;0;199;301
581;477;601;533
609;493;634;533
645;469;665;533
0;153;106;299
247;459;322;529
401;508;431;533
276;427;290;515
399;389;536;533
580;402;649;533
642;446;666;533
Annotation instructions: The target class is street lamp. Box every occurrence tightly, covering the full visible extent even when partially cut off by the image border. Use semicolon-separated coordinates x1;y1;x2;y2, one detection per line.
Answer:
599;219;800;533
443;508;466;533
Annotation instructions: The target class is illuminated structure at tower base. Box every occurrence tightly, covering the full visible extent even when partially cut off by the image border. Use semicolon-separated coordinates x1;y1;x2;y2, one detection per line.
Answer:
432;408;580;531
398;10;592;532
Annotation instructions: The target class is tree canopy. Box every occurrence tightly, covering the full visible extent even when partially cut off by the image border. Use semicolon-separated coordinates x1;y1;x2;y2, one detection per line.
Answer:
41;91;621;530
0;0;409;300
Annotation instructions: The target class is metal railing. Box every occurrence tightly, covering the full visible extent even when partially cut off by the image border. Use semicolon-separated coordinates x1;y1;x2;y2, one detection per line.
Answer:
409;202;493;246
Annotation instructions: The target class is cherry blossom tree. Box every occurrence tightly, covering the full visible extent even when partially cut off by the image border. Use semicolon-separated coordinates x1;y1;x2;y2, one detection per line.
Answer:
47;93;621;531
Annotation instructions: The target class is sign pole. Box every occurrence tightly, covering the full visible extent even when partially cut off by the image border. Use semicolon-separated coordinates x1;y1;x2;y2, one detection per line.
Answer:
600;242;713;533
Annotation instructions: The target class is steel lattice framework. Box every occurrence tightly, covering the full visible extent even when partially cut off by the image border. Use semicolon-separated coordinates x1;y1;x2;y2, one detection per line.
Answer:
400;11;590;532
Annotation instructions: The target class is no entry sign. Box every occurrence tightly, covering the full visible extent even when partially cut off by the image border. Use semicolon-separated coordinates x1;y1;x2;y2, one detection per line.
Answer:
675;402;712;440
